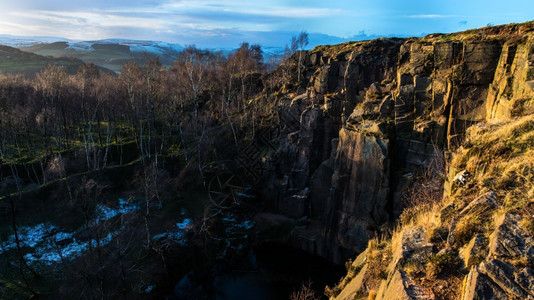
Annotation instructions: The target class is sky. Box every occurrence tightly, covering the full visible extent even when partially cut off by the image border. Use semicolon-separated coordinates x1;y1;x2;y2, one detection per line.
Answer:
0;0;533;48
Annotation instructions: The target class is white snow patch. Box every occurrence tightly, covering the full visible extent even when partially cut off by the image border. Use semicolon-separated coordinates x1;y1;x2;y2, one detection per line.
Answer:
152;218;193;246
2;223;55;250
144;285;155;293
96;198;139;223
1;198;140;266
176;218;192;230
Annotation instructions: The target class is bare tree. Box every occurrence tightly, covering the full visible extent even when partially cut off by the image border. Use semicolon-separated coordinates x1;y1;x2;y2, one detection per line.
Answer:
173;46;213;117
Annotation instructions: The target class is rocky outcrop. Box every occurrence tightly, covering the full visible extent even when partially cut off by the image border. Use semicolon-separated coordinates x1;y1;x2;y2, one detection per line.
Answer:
489;213;534;261
462;256;534;299
394;227;434;268
462;267;508;300
322;128;390;262
376;270;436;300
262;21;534;264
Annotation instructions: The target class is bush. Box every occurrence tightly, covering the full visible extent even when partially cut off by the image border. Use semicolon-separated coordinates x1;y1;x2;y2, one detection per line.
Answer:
291;280;319;300
324;284;341;298
426;250;461;278
429;226;449;244
345;258;363;277
452;215;482;246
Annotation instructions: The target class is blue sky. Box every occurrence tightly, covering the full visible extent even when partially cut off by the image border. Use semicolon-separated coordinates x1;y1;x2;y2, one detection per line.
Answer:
0;0;532;47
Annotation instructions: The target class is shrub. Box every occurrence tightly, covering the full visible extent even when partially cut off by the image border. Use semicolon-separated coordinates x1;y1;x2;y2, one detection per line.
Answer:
324;285;341;298
429;226;449;244
291;280;319;300
345;258;363;277
426;250;461;278
403;260;426;277
453;215;482;246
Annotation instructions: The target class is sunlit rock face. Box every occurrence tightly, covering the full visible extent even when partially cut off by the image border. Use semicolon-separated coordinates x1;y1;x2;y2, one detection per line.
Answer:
263;24;534;263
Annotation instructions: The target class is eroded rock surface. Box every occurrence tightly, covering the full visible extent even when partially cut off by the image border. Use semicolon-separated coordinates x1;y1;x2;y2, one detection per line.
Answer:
262;22;534;264
376;270;436;300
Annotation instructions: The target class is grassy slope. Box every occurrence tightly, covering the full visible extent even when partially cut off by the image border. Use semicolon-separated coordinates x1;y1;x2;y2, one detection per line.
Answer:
0;45;114;77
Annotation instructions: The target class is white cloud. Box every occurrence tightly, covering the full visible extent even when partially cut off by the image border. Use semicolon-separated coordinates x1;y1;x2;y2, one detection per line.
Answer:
219;7;341;18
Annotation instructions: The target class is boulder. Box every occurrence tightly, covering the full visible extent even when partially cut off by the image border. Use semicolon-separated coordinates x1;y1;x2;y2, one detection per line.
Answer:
335;264;369;300
515;267;534;296
459;234;487;269
462;267;508;300
458;191;498;217
377;270;435;300
452;170;471;187
489;214;534;261
479;259;530;298
395;227;433;267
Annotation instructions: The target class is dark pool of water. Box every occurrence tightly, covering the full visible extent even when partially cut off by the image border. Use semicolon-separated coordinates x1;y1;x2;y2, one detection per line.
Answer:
211;242;345;300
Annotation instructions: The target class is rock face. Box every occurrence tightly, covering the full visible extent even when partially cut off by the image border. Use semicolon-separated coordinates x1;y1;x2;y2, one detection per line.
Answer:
377;270;436;300
459;214;534;299
394;227;434;268
489;213;534;261
322;129;390;261
263;22;534;264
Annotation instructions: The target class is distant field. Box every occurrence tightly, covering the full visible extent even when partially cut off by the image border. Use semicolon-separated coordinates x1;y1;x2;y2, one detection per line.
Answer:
0;45;114;77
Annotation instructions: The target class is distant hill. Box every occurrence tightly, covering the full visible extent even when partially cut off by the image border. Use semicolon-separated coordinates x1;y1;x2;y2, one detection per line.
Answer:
17;39;185;74
0;35;287;74
0;45;112;78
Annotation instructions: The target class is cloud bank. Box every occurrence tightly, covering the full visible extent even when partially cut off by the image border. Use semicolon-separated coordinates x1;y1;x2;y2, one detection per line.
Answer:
0;0;532;47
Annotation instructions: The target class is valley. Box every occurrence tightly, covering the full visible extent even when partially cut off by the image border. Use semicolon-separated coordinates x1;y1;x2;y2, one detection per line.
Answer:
1;20;534;299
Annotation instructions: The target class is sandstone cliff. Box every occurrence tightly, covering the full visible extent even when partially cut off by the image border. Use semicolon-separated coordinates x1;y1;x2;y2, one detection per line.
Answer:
262;19;534;276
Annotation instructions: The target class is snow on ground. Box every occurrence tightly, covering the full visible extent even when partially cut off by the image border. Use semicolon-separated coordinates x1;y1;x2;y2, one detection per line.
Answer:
1;199;140;265
23;232;115;265
176;218;192;230
153;218;193;246
95;198;139;223
66;42;94;51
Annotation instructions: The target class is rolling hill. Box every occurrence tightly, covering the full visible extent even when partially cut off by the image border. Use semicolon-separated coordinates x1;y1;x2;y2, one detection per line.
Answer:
0;45;111;78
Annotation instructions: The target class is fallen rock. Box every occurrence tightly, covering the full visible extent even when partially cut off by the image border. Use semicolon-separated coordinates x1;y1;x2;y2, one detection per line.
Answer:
377;270;435;300
453;170;471;187
458;191;498;217
459;234;487;269
489;214;534;261
396;227;433;267
479;259;529;299
462;267;508;300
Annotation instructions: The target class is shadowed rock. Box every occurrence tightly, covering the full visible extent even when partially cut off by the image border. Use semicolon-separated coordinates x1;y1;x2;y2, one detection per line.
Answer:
489;214;534;261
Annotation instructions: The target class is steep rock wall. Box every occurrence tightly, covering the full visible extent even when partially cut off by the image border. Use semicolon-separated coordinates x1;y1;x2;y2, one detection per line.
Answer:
264;22;534;264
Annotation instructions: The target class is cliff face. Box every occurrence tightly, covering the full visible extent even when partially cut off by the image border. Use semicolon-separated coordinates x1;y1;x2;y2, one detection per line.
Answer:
263;22;534;265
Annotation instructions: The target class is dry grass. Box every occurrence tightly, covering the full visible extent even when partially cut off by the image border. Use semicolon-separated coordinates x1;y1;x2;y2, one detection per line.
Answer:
335;115;534;299
364;238;392;289
383;117;533;297
328;236;392;299
451;115;534;214
453;215;483;246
